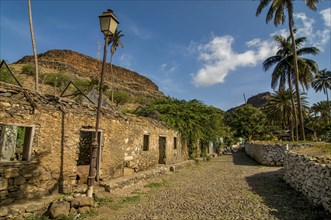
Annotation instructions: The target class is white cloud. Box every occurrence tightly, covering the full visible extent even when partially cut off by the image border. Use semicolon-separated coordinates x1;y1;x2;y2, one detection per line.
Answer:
320;8;331;28
158;62;179;76
192;36;277;87
192;8;331;87
293;9;330;51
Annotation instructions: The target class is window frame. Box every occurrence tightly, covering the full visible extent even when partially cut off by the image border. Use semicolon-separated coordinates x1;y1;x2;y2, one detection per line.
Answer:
0;122;35;163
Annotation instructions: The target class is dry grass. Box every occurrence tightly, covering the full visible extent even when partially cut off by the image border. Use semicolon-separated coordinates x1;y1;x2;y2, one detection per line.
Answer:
292;142;331;158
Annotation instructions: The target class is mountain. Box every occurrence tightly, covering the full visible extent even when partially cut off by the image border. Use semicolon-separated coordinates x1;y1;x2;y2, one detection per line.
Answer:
15;49;165;99
226;92;270;113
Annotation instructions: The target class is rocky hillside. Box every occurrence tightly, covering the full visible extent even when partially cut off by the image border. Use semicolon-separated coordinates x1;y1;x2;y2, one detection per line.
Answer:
227;92;270;113
15;49;165;99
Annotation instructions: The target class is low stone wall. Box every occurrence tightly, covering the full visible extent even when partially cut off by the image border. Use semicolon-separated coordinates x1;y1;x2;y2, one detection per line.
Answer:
244;144;287;166
283;151;331;213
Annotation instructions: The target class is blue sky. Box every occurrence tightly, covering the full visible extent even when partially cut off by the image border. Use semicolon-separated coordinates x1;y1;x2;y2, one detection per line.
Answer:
1;0;330;110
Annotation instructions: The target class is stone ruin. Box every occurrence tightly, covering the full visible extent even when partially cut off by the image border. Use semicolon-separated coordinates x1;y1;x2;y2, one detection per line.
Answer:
0;82;188;207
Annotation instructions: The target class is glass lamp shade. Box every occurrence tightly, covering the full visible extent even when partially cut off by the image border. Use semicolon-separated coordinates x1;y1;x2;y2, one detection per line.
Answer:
99;9;119;35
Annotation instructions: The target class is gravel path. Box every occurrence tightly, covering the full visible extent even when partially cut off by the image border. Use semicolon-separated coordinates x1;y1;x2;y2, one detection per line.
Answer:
88;151;330;220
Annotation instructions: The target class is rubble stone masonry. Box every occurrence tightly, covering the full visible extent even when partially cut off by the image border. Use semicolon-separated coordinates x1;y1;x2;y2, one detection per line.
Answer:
0;82;187;205
245;143;331;213
283;151;331;213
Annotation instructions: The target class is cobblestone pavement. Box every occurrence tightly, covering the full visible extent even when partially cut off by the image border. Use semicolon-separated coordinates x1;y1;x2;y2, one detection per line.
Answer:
89;151;330;220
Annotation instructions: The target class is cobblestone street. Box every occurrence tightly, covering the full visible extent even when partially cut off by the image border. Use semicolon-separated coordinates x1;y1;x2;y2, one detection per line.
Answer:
89;151;330;220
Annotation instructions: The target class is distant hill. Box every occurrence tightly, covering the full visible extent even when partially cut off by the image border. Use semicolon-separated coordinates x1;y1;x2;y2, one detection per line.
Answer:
15;49;165;100
227;92;270;113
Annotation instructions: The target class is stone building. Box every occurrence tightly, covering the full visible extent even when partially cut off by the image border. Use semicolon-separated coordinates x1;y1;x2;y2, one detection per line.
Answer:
0;82;188;205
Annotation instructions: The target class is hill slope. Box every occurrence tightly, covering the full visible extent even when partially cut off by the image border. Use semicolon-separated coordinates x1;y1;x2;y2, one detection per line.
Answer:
15;49;165;99
227;92;270;113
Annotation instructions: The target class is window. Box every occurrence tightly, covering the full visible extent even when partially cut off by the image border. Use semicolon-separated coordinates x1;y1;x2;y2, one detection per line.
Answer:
0;123;35;162
173;137;177;150
143;134;149;151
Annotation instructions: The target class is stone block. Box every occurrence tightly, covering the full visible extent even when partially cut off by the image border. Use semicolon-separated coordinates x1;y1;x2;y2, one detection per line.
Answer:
14;176;26;185
78;206;90;214
71;197;94;208
4;168;20;179
9;190;24;199
0;207;9;217
169;166;176;172
0;179;8;191
49;201;70;219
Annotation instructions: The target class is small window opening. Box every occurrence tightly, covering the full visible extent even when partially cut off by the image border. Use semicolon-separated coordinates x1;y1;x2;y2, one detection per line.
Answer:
0;123;34;162
143;134;149;151
173;137;177;150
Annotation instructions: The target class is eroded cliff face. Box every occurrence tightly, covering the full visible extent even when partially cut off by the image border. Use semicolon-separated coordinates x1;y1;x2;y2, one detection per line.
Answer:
15;49;165;99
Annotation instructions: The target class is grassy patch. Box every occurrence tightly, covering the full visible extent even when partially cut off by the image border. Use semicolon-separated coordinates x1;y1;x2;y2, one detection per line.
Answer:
0;67;17;84
81;209;98;218
293;142;331;157
95;197;114;206
144;180;167;189
131;189;146;195
122;195;140;204
100;196;141;210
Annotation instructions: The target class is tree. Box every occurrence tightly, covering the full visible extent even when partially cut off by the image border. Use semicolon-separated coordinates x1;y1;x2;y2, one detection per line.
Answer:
262;33;319;140
113;90;130;106
263;90;309;141
108;30;124;103
135;98;227;157
309;101;331;140
225;105;266;142
312;69;331;102
27;0;39;91
256;0;320;140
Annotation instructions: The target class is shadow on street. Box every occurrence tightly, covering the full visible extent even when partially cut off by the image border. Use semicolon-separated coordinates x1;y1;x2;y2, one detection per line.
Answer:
231;150;260;166
245;169;330;219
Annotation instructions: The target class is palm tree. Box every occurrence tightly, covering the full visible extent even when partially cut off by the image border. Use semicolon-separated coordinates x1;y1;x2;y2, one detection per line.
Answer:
311;101;331;121
256;0;320;140
263;34;318;140
108;30;124;103
310;101;331;139
312;69;331;102
264;90;294;140
27;0;39;91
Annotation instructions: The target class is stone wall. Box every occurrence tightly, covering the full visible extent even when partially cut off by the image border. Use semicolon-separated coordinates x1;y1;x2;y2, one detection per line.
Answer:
283;151;331;213
0;82;187;205
244;144;287;166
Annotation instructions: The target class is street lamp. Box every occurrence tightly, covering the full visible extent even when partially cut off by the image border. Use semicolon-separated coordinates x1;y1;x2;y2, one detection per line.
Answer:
87;9;119;198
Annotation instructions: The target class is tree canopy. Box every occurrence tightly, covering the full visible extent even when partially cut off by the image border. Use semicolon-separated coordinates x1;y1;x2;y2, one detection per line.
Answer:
225;105;266;142
134;98;227;145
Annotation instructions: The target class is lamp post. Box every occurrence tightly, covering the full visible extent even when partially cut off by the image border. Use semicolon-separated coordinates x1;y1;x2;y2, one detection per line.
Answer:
87;9;119;198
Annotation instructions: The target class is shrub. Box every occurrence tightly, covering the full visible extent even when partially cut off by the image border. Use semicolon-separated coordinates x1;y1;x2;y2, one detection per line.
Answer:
21;63;35;76
0;67;16;84
113;90;130;106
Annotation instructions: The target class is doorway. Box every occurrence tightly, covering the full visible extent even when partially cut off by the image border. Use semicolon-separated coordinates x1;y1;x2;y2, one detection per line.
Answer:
158;136;166;164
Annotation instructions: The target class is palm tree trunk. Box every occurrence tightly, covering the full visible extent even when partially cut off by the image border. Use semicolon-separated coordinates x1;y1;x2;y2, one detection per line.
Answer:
288;72;298;141
27;0;39;92
110;54;114;103
287;5;305;141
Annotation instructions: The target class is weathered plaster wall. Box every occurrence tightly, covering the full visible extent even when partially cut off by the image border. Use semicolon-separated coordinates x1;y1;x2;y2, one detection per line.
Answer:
283;151;331;213
0;82;187;205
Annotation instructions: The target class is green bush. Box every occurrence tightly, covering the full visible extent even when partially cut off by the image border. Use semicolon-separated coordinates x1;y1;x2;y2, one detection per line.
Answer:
0;67;16;84
113;90;130;106
21;63;35;76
